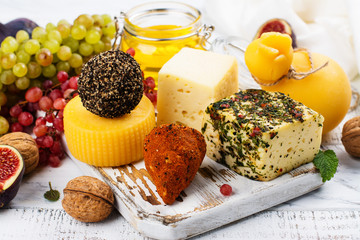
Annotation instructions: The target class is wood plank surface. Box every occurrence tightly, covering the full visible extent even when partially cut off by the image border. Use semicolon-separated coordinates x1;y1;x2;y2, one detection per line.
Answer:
0;209;359;239
1;1;360;239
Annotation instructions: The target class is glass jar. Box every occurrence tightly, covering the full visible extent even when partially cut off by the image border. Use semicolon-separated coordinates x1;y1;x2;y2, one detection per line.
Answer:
118;2;212;86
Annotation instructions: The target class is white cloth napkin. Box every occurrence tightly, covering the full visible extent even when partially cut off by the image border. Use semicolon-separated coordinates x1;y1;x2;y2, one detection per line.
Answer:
203;0;358;80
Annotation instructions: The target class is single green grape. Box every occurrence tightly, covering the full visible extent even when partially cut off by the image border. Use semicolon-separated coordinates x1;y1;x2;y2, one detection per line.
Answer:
63;37;79;52
101;35;112;51
102;14;112;25
52;53;60;64
24;39;40;55
1;52;17;69
0;65;2;74
74;14;94;29
57;45;72;61
15;76;30;90
101;35;112;44
43;39;60;53
101;35;112;50
29;79;42;88
58;19;71;27
16;30;30;43
57;24;71;39
35;48;53;67
79;41;93;56
104;42;112;51
42;64;56;78
12;62;28;77
17;42;26;51
71;24;87;40
32;27;47;43
0;70;17;85
1;36;19;53
91;26;103;35
93;40;105;53
68;53;83;68
46;22;57;32
56;61;70;72
47;29;62;43
85;29;101;44
0;115;9;135
16;50;31;64
103;22;116;38
27;61;42;79
92;14;105;27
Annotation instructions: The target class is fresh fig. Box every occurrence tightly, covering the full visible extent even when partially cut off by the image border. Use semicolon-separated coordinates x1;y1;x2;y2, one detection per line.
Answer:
0;23;11;43
255;18;297;48
0;18;38;43
0;132;39;175
0;144;25;208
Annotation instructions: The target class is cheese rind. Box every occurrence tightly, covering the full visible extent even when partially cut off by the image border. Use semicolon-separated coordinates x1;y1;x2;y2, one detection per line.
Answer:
201;89;324;181
157;47;239;131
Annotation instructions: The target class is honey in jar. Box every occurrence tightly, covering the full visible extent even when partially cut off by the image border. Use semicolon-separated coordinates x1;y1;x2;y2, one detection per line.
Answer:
119;2;209;86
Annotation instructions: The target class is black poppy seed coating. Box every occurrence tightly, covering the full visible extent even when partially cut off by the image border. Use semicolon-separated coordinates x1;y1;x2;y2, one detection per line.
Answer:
78;50;144;118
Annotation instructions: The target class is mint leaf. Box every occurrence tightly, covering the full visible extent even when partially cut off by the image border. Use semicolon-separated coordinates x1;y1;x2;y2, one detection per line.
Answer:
313;150;339;182
44;182;60;201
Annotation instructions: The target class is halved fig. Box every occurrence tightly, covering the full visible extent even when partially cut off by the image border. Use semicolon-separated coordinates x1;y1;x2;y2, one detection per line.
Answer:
255;18;297;48
0;144;25;208
0;132;39;175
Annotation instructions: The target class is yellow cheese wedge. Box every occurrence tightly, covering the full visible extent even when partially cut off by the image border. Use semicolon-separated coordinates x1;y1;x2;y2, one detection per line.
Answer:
64;95;155;166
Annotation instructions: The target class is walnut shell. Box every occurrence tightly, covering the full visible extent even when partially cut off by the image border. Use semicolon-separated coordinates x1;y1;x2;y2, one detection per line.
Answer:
341;116;360;157
0;132;39;174
62;176;114;222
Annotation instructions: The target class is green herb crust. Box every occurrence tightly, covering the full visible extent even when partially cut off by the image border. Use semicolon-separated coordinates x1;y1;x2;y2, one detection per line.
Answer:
202;89;324;181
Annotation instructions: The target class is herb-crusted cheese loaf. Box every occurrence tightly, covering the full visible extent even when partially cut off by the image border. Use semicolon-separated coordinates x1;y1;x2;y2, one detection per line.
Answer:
201;89;324;181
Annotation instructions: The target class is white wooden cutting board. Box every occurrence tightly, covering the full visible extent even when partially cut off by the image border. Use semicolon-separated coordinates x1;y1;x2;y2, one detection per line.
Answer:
61;81;360;239
64;141;323;240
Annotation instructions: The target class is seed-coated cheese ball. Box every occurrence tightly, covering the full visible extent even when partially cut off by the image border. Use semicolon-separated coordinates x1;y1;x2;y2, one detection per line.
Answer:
78;50;143;118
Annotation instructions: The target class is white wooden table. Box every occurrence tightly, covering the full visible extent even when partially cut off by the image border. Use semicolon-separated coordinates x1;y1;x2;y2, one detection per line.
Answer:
1;0;360;239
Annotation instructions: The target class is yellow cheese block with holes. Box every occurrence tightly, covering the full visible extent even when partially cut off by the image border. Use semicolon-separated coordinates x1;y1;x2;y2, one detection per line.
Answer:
64;95;155;166
157;47;239;131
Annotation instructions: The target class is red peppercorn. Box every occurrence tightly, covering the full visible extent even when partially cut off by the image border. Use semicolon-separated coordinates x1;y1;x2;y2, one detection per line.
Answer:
220;103;230;108
220;184;232;196
250;126;262;137
210;113;221;120
126;48;135;57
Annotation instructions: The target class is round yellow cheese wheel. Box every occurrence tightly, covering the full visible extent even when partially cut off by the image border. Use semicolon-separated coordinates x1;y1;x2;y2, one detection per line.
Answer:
64;95;155;166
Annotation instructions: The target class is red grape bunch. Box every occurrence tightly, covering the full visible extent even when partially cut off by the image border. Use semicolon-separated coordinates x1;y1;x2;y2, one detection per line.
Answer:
7;71;78;167
0;14;115;131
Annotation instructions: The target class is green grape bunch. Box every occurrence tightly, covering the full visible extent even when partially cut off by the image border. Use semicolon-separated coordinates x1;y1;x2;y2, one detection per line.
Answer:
0;13;116;109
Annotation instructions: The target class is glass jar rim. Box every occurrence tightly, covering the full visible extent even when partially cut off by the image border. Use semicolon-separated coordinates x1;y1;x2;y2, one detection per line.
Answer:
123;1;202;41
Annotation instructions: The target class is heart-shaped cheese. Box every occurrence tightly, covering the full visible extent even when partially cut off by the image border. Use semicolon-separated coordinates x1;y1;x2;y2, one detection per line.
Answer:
143;124;206;205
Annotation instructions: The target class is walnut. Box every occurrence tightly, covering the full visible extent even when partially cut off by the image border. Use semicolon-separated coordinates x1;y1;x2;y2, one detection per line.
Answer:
62;176;114;222
341;116;360;158
0;132;39;175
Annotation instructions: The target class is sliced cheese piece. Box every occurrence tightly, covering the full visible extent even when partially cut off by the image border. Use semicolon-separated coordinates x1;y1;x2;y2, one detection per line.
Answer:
64;95;155;166
201;89;324;181
157;47;239;131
